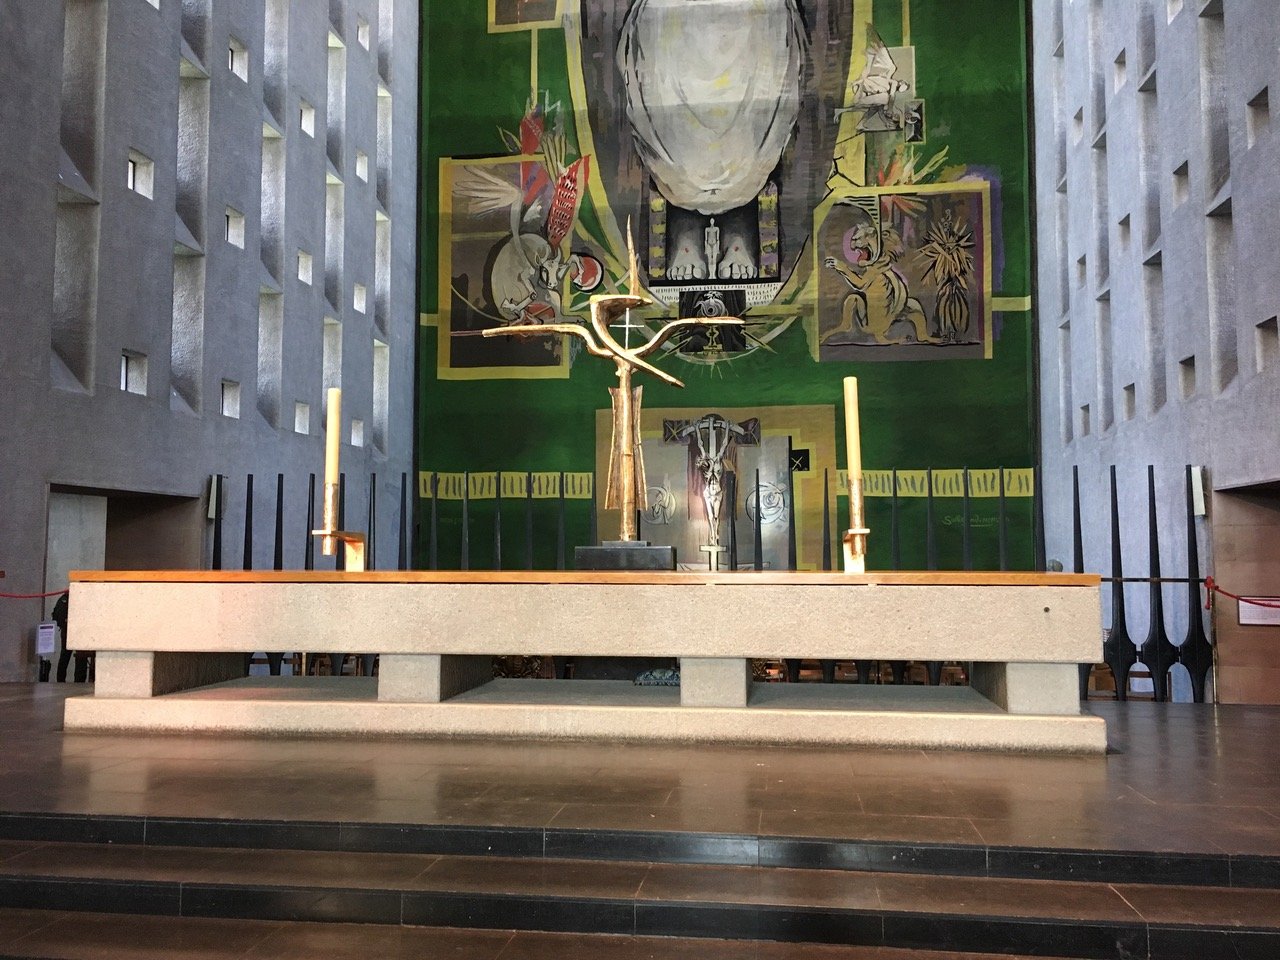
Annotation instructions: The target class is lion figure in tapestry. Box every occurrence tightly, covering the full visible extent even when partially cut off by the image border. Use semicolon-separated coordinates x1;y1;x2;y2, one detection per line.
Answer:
821;220;933;346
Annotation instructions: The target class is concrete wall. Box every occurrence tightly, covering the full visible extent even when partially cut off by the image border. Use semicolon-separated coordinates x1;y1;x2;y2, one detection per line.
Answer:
1032;0;1280;698
0;0;418;680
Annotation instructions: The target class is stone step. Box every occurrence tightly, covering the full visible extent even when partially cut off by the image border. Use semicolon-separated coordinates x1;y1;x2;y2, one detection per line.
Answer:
0;908;1085;960
0;811;1273;890
0;841;1275;958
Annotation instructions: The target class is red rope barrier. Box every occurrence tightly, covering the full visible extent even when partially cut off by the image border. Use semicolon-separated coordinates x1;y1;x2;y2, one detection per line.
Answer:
1203;576;1280;611
0;590;69;600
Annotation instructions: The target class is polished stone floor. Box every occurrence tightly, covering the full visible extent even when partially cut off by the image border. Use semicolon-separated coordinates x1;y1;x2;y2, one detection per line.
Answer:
0;911;1077;960
2;684;1279;858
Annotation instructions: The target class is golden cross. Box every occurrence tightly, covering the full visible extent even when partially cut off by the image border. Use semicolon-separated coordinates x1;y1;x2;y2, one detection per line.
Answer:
483;225;743;540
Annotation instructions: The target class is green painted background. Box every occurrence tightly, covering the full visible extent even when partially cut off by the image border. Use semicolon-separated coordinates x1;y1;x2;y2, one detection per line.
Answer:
417;0;1035;570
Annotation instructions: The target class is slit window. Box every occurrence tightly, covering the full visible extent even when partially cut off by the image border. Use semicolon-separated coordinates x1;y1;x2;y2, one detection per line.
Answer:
225;207;245;248
126;150;154;198
1172;162;1189;207
1179;355;1197;398
221;380;241;418
1247;88;1270;149
119;351;148;395
1256;317;1278;373
228;37;248;81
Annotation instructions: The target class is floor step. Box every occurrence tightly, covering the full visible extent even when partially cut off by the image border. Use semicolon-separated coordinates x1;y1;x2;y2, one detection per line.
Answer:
0;812;1273;890
0;842;1275;959
0;909;1086;960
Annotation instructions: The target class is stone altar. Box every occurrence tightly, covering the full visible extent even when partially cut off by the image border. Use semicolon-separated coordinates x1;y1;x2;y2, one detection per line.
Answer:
63;570;1106;753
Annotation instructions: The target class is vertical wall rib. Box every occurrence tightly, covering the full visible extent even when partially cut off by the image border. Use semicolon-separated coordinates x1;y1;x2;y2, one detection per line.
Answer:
51;0;107;390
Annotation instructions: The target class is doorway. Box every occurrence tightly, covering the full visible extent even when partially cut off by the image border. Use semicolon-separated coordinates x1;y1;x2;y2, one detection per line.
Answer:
44;485;204;601
1210;482;1280;704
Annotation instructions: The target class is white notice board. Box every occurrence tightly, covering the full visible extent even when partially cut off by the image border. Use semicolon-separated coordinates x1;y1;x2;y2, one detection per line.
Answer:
1239;599;1280;627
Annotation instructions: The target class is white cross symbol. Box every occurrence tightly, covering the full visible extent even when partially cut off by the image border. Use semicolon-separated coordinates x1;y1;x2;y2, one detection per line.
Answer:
610;308;647;350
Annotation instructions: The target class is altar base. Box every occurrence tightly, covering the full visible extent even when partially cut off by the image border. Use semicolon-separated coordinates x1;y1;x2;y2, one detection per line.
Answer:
64;570;1107;754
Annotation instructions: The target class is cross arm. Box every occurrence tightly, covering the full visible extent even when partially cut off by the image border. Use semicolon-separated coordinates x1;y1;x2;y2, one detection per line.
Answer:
482;322;612;360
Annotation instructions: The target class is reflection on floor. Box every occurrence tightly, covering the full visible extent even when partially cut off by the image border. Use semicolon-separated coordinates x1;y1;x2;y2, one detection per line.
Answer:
3;685;1274;854
0;685;1277;958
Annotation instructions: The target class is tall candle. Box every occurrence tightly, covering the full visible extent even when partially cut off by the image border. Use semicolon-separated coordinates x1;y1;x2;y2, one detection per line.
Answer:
843;376;861;482
325;387;342;488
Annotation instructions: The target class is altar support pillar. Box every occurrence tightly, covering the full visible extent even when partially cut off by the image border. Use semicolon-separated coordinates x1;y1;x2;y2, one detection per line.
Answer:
970;662;1083;716
378;654;493;702
93;651;246;698
679;657;752;708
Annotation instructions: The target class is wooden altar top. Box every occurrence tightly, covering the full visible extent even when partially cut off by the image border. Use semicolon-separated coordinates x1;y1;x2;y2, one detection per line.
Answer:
71;570;1101;587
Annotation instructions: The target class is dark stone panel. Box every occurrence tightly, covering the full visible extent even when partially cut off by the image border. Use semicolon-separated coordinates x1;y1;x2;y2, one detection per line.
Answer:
144;817;341;852
0;814;144;846
179;883;401;925
0;876;179;917
754;907;883;945
1148;925;1280;960
759;839;986;877
1230;856;1280;890
544;829;758;867
81;817;149;845
574;544;676;571
634;901;759;941
882;913;1147;960
339;823;544;857
403;892;634;935
987;846;1232;887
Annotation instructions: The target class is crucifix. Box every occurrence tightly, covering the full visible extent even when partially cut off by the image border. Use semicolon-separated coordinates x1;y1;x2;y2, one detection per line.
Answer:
484;226;742;541
665;414;759;570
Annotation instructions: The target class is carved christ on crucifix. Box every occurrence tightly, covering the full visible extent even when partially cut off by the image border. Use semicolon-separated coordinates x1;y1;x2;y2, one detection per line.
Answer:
483;232;743;542
664;414;761;569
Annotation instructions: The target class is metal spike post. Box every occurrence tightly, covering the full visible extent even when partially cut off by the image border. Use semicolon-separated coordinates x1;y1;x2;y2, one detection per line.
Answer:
242;474;254;571
304;473;315;571
1180;465;1214;702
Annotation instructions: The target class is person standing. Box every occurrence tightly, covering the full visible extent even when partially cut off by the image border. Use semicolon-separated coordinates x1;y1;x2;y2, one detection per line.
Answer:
51;592;89;683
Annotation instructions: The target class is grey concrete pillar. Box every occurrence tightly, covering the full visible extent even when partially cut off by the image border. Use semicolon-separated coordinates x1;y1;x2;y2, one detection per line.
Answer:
378;654;493;702
970;662;1083;716
679;657;752;708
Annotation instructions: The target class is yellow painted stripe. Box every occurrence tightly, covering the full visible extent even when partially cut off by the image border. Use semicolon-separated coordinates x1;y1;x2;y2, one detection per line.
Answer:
992;296;1033;312
419;470;1034;500
836;469;1035;498
902;0;911;46
419;472;595;500
530;27;539;102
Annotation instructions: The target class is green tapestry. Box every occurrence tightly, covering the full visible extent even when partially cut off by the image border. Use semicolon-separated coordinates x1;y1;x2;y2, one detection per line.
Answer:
417;0;1035;571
